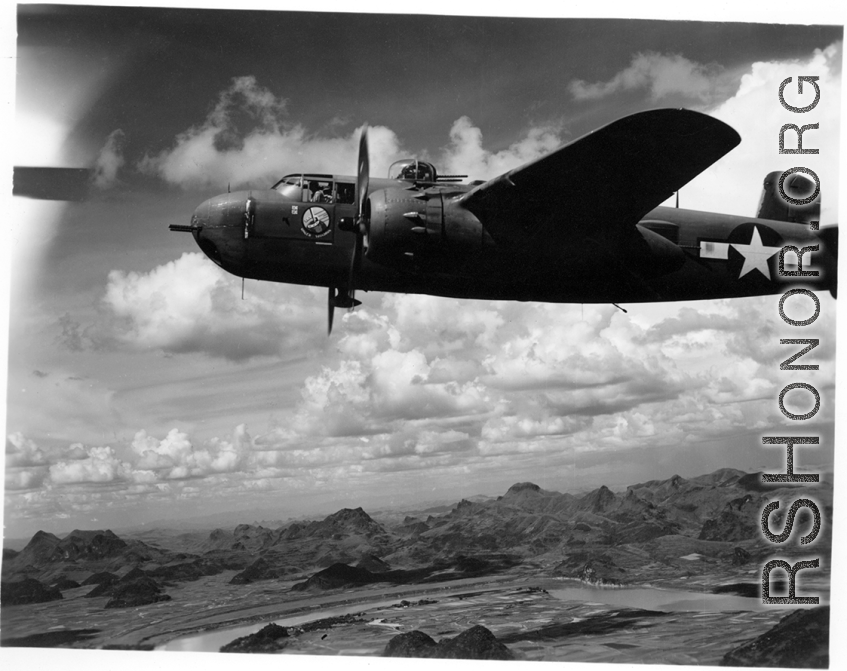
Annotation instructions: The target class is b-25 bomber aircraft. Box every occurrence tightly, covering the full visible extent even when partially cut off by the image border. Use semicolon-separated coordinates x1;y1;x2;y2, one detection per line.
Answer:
170;109;837;333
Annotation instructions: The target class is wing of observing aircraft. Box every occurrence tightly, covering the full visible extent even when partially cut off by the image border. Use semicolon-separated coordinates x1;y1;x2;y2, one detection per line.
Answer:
459;109;741;251
12;167;92;201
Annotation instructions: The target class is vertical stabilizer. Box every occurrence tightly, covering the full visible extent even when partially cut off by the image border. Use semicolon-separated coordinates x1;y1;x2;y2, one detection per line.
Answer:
756;170;820;225
818;225;838;299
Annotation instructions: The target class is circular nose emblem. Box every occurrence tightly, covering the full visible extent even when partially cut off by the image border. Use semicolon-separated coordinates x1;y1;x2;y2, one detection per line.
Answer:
301;207;331;238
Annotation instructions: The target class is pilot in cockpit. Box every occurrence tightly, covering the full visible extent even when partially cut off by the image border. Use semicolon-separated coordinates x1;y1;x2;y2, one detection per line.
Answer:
310;181;327;203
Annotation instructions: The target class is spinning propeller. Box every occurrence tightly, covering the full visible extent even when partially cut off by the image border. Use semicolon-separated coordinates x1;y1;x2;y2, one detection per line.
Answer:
328;126;369;335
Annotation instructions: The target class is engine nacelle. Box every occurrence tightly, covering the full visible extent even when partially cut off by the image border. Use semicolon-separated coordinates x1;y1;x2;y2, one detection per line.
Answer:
631;223;686;278
366;188;491;270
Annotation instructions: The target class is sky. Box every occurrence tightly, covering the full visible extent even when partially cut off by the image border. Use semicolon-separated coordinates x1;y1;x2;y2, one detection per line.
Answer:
2;1;844;539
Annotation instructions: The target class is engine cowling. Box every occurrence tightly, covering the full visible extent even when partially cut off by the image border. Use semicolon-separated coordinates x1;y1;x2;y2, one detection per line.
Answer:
631;223;686;277
366;187;490;270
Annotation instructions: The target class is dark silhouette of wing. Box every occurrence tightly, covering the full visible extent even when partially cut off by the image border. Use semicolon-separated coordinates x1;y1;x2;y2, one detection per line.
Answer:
459;109;741;251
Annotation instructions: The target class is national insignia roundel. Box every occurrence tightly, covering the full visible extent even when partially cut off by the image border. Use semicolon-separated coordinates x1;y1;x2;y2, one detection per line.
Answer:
726;223;783;282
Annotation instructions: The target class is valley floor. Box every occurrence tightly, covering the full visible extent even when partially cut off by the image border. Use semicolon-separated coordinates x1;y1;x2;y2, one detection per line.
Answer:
2;563;823;665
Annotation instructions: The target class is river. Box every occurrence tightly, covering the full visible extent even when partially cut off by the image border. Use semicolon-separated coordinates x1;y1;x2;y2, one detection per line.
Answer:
157;581;774;653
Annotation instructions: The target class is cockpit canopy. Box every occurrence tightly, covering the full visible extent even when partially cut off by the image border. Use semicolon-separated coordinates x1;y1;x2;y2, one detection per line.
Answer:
388;159;437;182
271;174;355;204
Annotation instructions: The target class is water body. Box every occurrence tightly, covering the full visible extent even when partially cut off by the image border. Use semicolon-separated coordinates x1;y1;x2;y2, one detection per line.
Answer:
158;597;403;652
158;582;817;653
548;585;765;612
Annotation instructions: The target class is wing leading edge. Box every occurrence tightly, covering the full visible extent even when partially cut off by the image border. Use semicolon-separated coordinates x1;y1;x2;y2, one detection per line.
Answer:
459;109;741;251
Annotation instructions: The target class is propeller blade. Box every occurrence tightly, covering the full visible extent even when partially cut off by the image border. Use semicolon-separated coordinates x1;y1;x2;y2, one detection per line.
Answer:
328;126;370;335
348;232;363;299
327;286;335;336
345;126;370;312
356;126;369;227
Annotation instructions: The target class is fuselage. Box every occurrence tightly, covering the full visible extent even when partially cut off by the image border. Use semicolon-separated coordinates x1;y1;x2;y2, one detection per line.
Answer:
184;174;834;304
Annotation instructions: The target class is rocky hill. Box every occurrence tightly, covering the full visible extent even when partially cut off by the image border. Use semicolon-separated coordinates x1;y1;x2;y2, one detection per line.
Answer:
187;467;832;587
3;468;833;604
1;526;219;592
1;577;63;606
376;468;832;585
277;507;388;541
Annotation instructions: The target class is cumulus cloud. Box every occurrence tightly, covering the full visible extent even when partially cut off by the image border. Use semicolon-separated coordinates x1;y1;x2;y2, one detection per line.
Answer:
255;290;817;472
369;349;489;421
207;424;254;473
638;306;752;346
439;116;563;181
49;445;127;484
6;432;48;468
93;128;126;189
670;42;842;222
5;469;48;491
7;424;258;503
130;425;253;478
5;434;51;491
138;75;404;188
565;43;841;223
262;346;491;446
7;289;836;521
569;52;733;104
94;252;324;360
137;75;569;188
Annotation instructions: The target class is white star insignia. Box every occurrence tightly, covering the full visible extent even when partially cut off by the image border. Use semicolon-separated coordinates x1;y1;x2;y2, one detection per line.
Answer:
730;226;782;280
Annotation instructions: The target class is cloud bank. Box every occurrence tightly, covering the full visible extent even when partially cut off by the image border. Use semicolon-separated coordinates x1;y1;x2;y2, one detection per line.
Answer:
698;42;842;222
138;76;405;188
61;252;324;361
569;52;734;104
12;285;835;527
570;43;842;221
138;75;568;187
139;43;841;220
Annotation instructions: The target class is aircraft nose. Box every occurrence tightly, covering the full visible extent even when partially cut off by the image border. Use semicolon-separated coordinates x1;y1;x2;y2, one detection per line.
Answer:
192;199;210;229
202;192;250;228
169;199;210;233
190;198;225;266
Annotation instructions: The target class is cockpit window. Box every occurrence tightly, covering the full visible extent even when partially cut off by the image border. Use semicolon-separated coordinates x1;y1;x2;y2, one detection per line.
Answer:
273;175;305;200
335;182;355;204
305;178;333;203
273;174;338;203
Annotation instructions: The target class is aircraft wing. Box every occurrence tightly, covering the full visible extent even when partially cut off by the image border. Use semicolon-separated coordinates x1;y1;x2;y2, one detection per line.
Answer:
13;167;92;201
459;109;741;251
